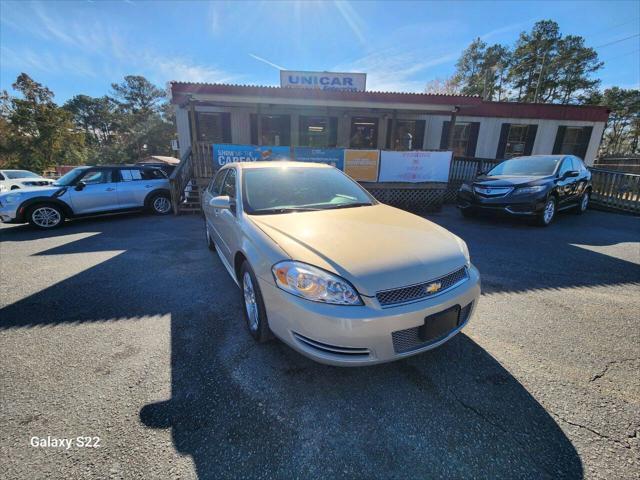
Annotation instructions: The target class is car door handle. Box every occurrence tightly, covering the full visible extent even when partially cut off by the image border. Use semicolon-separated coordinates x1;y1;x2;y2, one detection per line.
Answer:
144;185;153;188
106;187;115;191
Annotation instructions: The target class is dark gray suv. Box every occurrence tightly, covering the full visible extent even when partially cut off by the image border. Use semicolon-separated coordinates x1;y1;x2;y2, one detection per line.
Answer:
0;165;171;229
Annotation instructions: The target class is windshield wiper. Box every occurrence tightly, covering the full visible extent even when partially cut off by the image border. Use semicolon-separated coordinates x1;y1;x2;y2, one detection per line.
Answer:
323;202;372;210
252;207;323;215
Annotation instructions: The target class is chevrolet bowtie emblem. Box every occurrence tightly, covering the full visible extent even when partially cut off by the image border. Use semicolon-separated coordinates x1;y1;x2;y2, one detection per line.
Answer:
425;282;442;294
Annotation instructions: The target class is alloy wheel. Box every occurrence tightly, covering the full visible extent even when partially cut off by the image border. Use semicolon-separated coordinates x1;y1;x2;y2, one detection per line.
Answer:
543;199;555;224
243;271;259;332
580;193;589;211
32;207;61;228
153;196;171;214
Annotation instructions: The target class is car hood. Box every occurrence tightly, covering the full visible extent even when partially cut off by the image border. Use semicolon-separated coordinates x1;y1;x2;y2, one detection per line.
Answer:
0;185;63;197
249;204;468;297
474;175;551;187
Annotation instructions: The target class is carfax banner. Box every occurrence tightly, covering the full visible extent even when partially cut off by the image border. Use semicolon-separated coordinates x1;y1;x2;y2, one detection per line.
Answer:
213;144;291;167
378;150;452;183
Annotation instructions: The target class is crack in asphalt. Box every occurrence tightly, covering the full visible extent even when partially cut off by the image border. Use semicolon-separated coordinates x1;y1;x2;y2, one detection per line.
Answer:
590;357;639;382
550;411;634;450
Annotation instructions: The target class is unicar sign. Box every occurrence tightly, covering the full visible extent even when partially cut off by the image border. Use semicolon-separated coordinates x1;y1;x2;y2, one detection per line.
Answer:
280;70;366;92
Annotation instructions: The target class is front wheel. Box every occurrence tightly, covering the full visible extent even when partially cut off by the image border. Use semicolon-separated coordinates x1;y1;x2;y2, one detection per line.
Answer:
536;197;556;226
575;191;589;215
149;193;172;215
204;218;215;251
240;261;272;343
27;204;65;229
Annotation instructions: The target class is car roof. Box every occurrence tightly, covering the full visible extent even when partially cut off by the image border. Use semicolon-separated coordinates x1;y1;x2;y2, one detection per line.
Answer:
223;161;332;170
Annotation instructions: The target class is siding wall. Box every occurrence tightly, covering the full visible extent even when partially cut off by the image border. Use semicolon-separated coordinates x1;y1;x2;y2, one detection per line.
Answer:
176;104;605;165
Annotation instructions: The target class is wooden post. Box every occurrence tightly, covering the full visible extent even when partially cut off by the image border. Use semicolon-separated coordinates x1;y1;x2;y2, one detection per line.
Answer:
390;110;397;150
188;99;198;177
257;104;262;146
446;106;460;152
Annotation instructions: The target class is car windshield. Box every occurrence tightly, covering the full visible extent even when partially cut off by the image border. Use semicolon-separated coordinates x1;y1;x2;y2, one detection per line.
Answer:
487;156;562;176
4;170;40;179
242;166;374;215
54;168;86;186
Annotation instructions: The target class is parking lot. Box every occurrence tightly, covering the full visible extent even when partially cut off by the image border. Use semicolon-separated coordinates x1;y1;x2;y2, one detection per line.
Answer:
1;206;638;479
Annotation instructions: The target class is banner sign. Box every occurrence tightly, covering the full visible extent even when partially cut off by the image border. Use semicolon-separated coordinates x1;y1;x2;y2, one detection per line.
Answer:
213;144;291;167
378;150;452;183
344;149;380;182
293;147;344;170
280;70;366;92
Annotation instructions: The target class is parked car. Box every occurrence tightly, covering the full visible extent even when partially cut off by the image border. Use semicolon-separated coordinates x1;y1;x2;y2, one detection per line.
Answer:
457;155;592;226
0;165;171;229
202;161;480;366
0;169;54;191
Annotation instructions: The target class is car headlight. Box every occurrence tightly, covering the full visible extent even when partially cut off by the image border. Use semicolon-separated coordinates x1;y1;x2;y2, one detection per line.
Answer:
454;236;471;266
272;261;363;305
2;193;22;204
513;185;546;195
459;183;472;192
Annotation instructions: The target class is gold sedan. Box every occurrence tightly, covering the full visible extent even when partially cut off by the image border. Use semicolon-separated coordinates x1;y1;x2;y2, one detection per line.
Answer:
202;161;480;366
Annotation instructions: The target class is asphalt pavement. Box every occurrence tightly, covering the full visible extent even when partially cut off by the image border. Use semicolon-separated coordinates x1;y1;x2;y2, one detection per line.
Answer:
0;206;638;479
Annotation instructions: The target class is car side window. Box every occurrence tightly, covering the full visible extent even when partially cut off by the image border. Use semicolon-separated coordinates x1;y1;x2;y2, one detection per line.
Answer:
119;169;143;181
571;157;584;173
221;168;236;198
140;168;165;180
80;169;112;185
211;169;227;195
558;158;572;177
0;172;4;180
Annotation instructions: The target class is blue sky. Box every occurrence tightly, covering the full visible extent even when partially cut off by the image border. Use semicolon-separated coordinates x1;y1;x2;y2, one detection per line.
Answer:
1;0;638;103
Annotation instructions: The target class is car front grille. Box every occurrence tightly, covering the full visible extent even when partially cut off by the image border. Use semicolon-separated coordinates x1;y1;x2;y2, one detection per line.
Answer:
473;186;513;197
391;302;473;354
23;181;51;186
376;267;468;307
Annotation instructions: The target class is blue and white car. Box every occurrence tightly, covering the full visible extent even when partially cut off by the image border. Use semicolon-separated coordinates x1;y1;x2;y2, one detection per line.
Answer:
0;165;172;229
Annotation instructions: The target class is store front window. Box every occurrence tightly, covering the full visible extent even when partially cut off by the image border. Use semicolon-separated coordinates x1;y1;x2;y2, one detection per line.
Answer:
386;119;425;150
350;117;378;148
554;126;592;157
299;116;338;147
196;112;230;143
250;114;291;146
504;125;529;158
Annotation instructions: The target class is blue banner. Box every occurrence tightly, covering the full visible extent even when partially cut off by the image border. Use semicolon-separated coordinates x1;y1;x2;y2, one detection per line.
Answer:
293;147;344;170
213;144;291;167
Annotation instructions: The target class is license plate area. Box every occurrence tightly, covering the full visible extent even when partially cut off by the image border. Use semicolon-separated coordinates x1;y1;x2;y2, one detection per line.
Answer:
418;305;461;342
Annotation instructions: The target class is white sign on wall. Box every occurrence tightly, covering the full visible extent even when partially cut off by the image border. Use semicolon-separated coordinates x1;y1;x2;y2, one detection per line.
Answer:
378;151;453;183
280;70;366;92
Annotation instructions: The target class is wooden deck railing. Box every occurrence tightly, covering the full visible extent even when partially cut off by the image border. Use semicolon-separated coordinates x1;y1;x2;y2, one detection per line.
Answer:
589;168;640;214
169;147;193;214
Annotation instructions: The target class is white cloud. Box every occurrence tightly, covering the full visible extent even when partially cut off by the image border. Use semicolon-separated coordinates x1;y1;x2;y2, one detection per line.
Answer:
333;48;458;92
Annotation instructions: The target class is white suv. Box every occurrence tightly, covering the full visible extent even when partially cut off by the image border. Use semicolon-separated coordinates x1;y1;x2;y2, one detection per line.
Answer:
0;165;172;229
0;169;54;192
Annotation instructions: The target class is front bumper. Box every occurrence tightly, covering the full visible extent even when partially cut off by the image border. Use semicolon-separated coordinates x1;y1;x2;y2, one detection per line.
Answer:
0;203;19;223
457;190;547;216
258;265;481;366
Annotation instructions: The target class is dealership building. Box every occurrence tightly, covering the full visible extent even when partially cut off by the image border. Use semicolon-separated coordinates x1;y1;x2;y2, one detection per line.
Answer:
170;71;609;169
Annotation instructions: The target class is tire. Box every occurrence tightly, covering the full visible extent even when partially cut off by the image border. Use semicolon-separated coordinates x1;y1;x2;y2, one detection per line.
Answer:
575;191;589;215
149;193;172;215
461;207;477;218
240;261;272;343
204;218;215;251
27;203;65;229
536;197;556;227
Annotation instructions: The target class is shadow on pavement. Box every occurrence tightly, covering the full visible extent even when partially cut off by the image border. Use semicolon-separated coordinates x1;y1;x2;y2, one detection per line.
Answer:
0;212;594;478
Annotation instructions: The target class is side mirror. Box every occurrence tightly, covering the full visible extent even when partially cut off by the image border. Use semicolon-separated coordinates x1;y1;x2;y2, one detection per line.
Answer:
75;181;86;191
209;195;232;209
564;170;579;179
